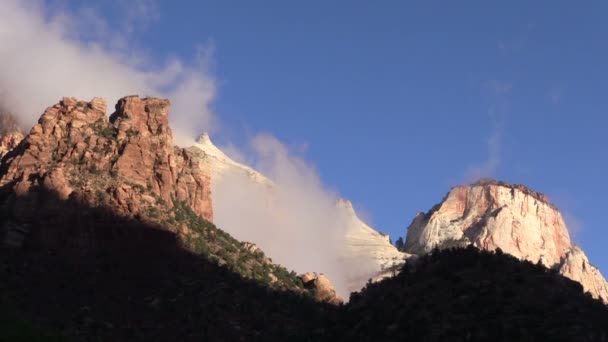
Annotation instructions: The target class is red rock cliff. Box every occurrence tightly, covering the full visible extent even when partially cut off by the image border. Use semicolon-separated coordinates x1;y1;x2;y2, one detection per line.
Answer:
0;96;212;225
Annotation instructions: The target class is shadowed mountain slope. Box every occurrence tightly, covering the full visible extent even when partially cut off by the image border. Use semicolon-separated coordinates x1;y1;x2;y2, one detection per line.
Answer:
0;188;333;341
329;246;608;342
405;179;608;302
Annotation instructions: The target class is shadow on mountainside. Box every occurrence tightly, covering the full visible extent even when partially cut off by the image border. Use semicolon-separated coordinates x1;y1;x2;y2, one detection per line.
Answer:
0;186;334;342
2;184;608;342
330;246;608;342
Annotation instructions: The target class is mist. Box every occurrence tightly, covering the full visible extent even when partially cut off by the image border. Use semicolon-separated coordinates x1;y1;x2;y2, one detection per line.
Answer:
0;0;215;146
213;134;378;297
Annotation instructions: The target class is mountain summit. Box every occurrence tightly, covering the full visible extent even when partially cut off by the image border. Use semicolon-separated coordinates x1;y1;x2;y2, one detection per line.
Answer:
404;179;608;302
0;96;213;224
0;97;607;340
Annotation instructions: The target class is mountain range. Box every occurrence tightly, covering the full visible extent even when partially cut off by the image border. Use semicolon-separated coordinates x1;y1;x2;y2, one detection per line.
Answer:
0;96;607;341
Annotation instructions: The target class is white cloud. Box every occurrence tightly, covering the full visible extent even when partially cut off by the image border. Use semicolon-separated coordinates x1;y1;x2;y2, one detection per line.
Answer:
213;134;378;297
0;0;215;146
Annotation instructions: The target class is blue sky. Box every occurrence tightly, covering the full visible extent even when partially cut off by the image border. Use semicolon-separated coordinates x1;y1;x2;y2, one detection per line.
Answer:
45;1;607;271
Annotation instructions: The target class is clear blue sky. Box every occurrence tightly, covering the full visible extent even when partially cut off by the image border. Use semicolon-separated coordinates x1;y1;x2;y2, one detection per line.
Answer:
61;1;607;271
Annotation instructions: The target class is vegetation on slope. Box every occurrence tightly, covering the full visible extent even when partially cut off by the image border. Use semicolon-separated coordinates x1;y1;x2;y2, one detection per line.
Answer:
328;246;608;341
0;189;331;341
3;232;608;341
3;161;608;341
166;200;305;292
34;151;307;295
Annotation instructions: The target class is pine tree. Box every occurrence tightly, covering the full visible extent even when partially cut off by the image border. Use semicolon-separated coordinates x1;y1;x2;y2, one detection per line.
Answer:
395;237;405;251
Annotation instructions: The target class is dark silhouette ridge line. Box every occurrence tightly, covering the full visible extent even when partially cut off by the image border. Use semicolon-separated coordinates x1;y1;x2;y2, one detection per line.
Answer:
0;184;333;341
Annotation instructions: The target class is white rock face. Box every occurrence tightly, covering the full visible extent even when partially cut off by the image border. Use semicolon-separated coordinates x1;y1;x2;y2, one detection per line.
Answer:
337;198;407;275
558;247;608;303
188;133;405;293
405;179;608;302
189;133;271;186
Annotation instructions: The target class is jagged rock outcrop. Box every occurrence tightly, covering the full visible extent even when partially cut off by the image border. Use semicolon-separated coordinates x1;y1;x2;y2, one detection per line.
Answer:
405;178;608;302
558;247;608;303
0;130;23;159
242;241;273;265
0;113;24;159
299;272;344;305
189;133;406;291
0;96;213;237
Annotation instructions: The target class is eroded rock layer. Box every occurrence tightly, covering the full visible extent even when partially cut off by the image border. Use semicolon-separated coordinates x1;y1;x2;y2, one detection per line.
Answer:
405;179;608;302
0;96;213;231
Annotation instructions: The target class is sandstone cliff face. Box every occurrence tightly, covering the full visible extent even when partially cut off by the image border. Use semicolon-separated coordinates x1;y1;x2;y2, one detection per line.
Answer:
0;97;345;306
336;198;408;278
405;179;570;266
0;96;212;230
405;179;608;302
558;247;608;303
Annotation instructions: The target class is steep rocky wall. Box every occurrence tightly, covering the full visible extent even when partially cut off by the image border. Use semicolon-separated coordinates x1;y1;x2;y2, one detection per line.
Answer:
0;96;213;228
405;181;570;266
405;180;608;303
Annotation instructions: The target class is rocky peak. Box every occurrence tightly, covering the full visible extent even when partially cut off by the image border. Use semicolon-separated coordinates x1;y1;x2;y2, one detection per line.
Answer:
0;96;213;235
196;132;213;147
405;179;570;265
107;96;178;205
404;179;608;302
336;198;356;216
189;132;271;185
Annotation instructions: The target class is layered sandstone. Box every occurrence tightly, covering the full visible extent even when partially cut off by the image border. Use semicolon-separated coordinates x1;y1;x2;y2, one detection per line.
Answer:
0;96;213;232
404;179;608;302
